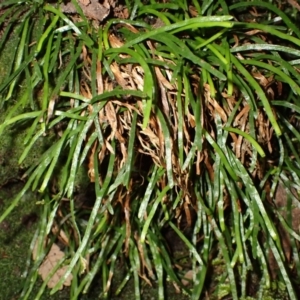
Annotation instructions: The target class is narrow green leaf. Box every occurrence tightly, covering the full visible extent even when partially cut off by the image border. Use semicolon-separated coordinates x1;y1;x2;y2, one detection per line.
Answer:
140;186;170;243
224;127;266;157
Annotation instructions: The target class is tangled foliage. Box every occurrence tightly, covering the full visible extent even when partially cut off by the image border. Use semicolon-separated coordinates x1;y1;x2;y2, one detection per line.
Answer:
1;1;300;299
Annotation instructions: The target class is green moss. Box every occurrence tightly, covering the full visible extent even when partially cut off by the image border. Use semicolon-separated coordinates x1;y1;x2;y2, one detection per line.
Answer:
0;122;54;186
0;183;38;299
0;24;20;88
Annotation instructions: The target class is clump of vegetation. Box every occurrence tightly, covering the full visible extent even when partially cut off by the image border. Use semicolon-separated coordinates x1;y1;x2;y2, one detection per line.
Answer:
1;0;300;299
